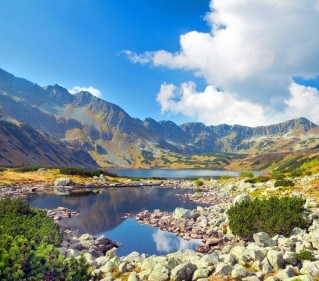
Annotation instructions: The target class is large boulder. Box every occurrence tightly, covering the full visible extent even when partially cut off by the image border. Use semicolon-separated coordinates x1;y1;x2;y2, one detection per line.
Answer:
266;250;285;270
148;263;170;281
233;193;251;204
54;177;74;187
253;232;276;247
171;262;197;281
173;208;197;219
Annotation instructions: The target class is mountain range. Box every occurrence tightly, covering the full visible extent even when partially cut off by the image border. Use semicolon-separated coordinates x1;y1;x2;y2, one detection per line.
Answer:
0;68;319;168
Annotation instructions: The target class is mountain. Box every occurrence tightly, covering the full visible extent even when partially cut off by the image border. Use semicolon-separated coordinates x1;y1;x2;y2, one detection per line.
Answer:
0;67;318;168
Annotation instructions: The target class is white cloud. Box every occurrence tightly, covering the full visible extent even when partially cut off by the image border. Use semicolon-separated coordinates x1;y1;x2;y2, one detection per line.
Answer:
127;0;319;125
157;81;319;126
69;86;102;98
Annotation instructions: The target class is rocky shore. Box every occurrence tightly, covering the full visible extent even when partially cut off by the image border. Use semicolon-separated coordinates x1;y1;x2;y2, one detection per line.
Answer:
2;173;319;280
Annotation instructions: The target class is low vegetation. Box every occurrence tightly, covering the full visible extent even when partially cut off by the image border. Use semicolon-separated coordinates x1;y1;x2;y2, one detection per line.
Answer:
244;175;271;184
274;179;295;187
193;179;204;186
292;250;315;262
239;171;254;178
14;164;42;173
0;198;91;281
227;196;307;239
59;167;117;178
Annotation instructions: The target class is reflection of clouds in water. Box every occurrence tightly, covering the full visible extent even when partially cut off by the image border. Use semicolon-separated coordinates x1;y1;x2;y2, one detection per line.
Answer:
152;229;202;253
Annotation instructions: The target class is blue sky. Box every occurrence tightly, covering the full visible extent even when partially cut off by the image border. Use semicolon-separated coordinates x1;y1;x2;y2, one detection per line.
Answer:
1;0;319;126
0;0;209;124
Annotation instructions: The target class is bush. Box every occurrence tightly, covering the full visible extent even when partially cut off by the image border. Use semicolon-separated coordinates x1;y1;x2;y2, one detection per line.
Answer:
14;165;41;173
289;169;303;177
245;175;270;184
274;179;295;187
220;175;230;180
273;172;285;180
193;179;204;186
0;167;6;172
292;250;315;262
239;171;254;178
0;198;91;281
60;167;117;178
227;196;307;239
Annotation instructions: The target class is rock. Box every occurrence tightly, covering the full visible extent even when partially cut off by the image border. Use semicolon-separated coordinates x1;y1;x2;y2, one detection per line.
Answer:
119;261;134;273
171;262;197;281
266;250;285;270
83;252;97;266
242;277;261;281
213;263;232;276
79;233;94;240
198;252;219;267
300;261;319;276
291;227;306;236
96;256;110;266
253;232;276;247
275;265;296;279
66;249;80;258
311;231;319;249
148;263;170;281
192;268;210;280
100;261;118;273
264;277;280;281
285;275;315;281
231;264;250;279
173;208;197;219
128;272;138;281
54;177;74;186
233;193;250;204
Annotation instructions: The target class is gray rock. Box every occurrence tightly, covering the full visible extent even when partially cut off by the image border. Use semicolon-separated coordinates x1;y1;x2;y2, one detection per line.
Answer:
253;232;276;247
192;268;210;280
54;177;74;186
285;275;315;281
311;231;319;249
173;208;197;219
266;250;285;270
198;252;219;267
231;264;250;279
83;252;97;266
149;263;170;281
213;263;232;276
171;262;197;281
100;261;117;273
128;272;138;281
233;193;250;204
300;261;319;276
275;265;296;279
66;248;80;258
96;256;110;266
119;261;134;273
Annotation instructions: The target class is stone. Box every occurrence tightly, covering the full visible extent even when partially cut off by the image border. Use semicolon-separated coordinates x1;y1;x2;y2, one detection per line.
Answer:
264;277;280;281
242;277;261;281
213;263;232;276
54;177;74;186
198;252;219;267
253;232;276;247
233;193;250;204
83;252;97;266
173;208;197;219
192;268;210;280
100;261;117;273
171;262;197;281
128;272;138;281
223;253;237;266
231;264;250;279
79;233;94;240
148;263;170;281
266;250;285;270
275;265;296;280
300;261;319;276
285;275;315;281
96;256;110;266
66;249;80;258
119;261;134;273
311;231;319;249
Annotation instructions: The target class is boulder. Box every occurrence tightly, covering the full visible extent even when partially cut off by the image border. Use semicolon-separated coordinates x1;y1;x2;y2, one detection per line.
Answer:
171;262;197;281
213;263;232;276
266;250;285;270
233;193;250;204
231;264;250;279
128;272;138;281
285;275;314;281
148;263;170;281
253;232;276;247
54;178;74;186
300;261;319;276
173;208;197;219
192;268;210;280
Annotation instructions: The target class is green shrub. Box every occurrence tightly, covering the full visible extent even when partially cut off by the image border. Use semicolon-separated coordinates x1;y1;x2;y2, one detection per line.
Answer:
245;175;270;184
301;158;319;171
0;167;6;172
292;250;315;262
0;198;91;280
14;165;41;173
220;175;230;180
193;179;204;186
273;172;285;180
227;196;307;239
289;169;303;177
274;179;295;187
239;171;254;178
60;167;117;178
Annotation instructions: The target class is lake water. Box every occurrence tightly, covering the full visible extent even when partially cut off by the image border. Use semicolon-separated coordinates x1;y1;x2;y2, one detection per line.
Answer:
28;186;205;256
107;168;243;179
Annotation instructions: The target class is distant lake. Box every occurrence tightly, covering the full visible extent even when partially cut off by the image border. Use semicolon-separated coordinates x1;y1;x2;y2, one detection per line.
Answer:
107;168;261;179
28;186;206;256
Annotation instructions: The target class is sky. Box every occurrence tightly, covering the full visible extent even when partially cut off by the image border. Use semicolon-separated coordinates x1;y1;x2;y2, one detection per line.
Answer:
0;0;319;126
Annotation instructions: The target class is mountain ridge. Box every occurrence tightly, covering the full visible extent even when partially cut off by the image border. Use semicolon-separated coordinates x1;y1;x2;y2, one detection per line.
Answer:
0;67;318;168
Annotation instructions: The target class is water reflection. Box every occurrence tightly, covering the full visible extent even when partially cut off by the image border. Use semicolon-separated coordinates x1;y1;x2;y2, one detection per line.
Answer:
152;229;201;253
28;186;204;234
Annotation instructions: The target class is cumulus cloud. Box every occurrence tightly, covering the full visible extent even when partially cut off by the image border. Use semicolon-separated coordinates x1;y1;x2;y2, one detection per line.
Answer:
127;0;319;125
69;86;102;98
157;82;319;126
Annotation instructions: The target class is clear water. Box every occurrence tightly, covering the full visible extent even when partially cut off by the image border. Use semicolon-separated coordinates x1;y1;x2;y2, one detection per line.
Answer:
28;186;206;255
107;168;260;179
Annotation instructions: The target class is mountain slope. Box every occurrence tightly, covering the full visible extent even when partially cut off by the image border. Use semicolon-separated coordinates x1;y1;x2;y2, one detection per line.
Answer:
0;67;318;168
